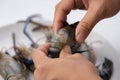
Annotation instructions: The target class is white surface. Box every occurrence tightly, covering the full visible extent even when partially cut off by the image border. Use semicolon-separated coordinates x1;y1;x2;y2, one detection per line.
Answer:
86;32;120;80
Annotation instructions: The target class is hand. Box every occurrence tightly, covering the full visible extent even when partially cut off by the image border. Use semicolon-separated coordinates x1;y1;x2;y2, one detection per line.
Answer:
32;43;102;80
53;0;120;43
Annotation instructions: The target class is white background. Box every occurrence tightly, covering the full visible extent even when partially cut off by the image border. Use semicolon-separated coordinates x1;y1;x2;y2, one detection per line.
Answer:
0;0;120;53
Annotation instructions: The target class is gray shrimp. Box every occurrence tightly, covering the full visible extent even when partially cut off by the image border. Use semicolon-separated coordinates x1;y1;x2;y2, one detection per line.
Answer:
0;50;32;80
13;46;35;72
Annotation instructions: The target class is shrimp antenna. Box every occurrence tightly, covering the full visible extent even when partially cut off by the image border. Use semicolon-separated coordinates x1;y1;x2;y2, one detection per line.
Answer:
23;14;41;48
12;33;19;54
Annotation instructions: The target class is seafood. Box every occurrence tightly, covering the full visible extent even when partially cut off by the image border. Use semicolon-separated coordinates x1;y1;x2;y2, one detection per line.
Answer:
0;50;32;80
0;14;113;80
22;15;96;61
0;32;34;80
13;46;35;72
48;22;80;58
12;33;35;72
99;58;113;80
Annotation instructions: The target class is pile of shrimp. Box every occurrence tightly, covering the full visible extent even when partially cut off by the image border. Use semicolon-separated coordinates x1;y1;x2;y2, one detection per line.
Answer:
0;14;113;80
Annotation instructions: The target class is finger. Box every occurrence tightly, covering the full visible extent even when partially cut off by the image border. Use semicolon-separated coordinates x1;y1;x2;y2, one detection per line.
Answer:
53;0;75;34
76;5;102;44
68;53;87;61
37;43;50;55
72;53;85;59
34;70;40;80
32;43;50;68
73;0;86;9
60;45;72;58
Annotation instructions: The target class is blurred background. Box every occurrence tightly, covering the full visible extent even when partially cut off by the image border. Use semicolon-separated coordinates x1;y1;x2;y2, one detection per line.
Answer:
0;0;120;53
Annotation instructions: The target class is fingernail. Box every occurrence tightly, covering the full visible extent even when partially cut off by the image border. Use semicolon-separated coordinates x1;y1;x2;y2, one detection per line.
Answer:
63;45;71;53
76;32;85;44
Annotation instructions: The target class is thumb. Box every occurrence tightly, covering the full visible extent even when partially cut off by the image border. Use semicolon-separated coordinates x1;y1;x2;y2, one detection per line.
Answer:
76;7;102;44
60;45;72;58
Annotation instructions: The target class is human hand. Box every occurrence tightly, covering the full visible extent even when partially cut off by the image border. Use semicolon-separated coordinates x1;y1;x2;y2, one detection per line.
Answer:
53;0;120;43
32;43;102;80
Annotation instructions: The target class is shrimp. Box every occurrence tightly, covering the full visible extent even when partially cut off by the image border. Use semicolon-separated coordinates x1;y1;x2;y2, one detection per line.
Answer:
0;50;32;80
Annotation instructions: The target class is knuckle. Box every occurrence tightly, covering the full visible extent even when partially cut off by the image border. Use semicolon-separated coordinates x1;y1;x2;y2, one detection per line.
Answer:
34;70;39;77
37;46;47;53
80;21;92;34
35;65;46;74
73;53;82;58
34;69;42;80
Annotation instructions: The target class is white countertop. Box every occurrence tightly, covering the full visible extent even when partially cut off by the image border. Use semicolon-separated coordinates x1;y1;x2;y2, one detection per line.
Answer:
0;0;120;53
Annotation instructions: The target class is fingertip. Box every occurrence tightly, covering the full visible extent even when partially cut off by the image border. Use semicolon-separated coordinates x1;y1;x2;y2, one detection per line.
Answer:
32;48;46;60
60;45;72;58
44;43;50;48
63;45;72;53
37;43;50;52
76;31;85;44
53;22;62;34
75;6;102;44
75;20;93;44
53;1;71;34
32;46;50;68
75;24;86;44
